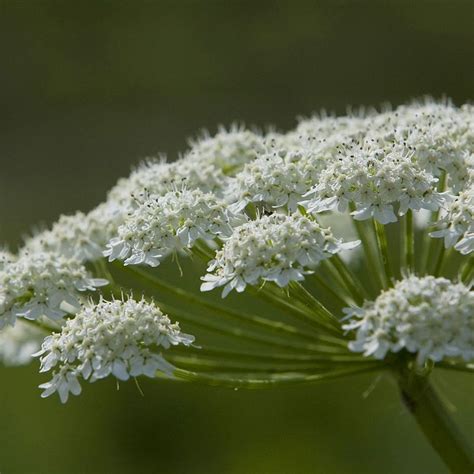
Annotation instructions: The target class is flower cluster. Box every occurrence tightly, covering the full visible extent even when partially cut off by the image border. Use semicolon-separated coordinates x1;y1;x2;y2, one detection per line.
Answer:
431;185;474;254
105;188;244;267
27;99;472;273
35;297;195;403
229;145;324;212
186;125;264;174
22;205;117;263
107;157;228;212
343;276;474;365
201;213;359;296
0;252;107;328
2;98;473;407
294;113;369;148
303;142;446;224
382;101;474;191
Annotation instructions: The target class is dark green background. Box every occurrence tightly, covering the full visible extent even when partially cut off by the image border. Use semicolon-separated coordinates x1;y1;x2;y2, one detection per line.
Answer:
0;1;473;473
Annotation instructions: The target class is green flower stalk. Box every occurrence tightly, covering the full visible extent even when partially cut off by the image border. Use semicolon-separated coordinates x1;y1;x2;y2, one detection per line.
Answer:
1;98;473;472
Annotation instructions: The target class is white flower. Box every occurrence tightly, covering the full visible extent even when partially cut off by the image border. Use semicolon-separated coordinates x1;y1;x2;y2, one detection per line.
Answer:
104;188;245;267
343;275;474;365
454;233;474;255
262;129;302;150
0;252;107;329
21;204;117;263
107;156;228;212
430;185;474;254
229;145;324;213
201;213;360;297
187;125;264;174
302;142;446;224
35;297;195;403
0;320;44;366
296;100;473;197
388;100;473;192
295;112;369;146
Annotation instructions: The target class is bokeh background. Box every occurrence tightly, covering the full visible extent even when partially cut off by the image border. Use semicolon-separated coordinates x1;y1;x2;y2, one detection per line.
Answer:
0;1;473;473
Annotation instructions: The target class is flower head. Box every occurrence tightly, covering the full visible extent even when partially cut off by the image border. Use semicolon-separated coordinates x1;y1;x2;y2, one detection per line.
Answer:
385;100;474;192
105;188;245;267
303;142;446;224
229;145;324;213
343;275;474;365
187;125;264;174
22;204;117;262
35;297;194;403
0;252;107;328
201;213;360;297
107;157;228;212
430;185;474;254
295;111;370;141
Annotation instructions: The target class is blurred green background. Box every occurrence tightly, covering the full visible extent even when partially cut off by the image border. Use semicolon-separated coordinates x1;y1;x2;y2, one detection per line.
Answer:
0;1;473;473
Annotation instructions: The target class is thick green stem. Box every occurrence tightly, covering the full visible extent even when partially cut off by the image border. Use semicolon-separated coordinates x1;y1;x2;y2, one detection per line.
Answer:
396;369;474;473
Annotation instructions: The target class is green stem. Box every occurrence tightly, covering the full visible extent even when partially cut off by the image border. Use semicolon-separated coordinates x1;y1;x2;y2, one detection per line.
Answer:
158;300;349;355
432;244;447;277
94;258;115;283
436;361;474;374
173;365;384;389
119;263;324;345
403;210;415;274
309;272;352;308
349;209;383;292
289;281;343;331
170;345;371;364
396;369;474;473
106;282;343;356
252;284;345;340
330;255;367;305
373;219;394;288
167;355;373;373
192;241;215;262
460;256;474;284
